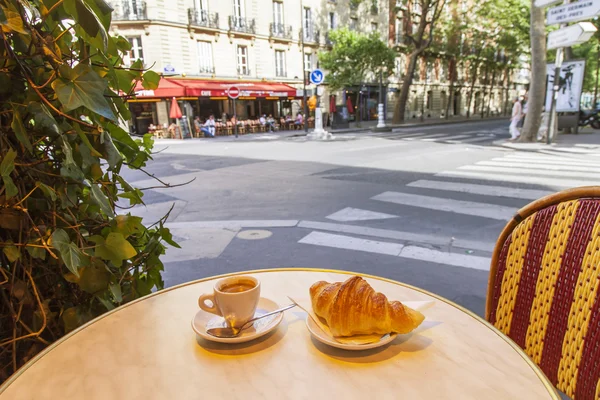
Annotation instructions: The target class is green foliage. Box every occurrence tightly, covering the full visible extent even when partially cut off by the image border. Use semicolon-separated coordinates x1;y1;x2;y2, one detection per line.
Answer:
0;0;176;381
319;28;396;91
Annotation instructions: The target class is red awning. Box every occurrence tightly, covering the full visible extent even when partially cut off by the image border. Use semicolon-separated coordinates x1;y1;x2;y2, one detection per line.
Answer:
134;78;298;99
134;79;185;98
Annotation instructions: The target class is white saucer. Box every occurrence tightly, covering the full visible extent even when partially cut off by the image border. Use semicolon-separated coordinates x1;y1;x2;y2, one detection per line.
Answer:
192;297;283;344
305;300;435;351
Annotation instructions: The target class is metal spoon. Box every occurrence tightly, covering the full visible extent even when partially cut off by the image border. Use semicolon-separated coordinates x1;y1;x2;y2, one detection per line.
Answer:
206;303;296;338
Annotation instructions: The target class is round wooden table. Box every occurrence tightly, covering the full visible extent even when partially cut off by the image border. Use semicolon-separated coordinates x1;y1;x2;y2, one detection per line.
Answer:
0;269;558;399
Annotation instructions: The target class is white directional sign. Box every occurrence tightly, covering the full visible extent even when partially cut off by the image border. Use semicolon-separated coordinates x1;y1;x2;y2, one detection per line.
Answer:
309;69;325;85
547;0;600;25
535;0;563;7
547;22;597;49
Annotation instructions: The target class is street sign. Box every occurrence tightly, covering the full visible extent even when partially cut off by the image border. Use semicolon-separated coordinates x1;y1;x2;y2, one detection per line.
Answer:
309;69;325;85
547;22;597;49
227;86;240;99
163;65;176;73
535;0;562;7
547;0;600;25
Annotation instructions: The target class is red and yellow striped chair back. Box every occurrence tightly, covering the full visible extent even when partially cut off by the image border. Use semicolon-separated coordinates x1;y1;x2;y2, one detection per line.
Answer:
486;187;600;400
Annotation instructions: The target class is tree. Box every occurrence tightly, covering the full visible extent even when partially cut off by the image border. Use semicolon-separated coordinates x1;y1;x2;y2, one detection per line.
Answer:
319;28;396;124
392;0;448;123
520;1;545;142
0;0;177;380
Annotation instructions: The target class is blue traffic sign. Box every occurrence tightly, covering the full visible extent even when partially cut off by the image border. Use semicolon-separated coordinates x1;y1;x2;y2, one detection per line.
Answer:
309;69;325;85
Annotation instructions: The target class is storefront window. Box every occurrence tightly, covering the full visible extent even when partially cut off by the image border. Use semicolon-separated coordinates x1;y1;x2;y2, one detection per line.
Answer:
129;102;158;135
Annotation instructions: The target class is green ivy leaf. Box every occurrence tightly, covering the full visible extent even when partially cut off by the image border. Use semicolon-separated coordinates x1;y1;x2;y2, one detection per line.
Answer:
89;183;114;217
114;215;143;238
0;3;28;34
3;243;20;262
102;130;123;169
76;128;102;158
114;68;137;93
26;245;47;260
78;261;110;294
3;176;18;198
141;70;160;90
11;110;33;152
117;189;144;206
51;228;86;277
52;64;115;120
90;232;137;266
109;281;122;302
0;148;17;177
159;227;181;248
37;182;57;201
28;102;60;136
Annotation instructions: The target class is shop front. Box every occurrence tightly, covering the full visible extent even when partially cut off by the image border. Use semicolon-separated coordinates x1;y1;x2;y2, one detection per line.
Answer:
130;79;302;135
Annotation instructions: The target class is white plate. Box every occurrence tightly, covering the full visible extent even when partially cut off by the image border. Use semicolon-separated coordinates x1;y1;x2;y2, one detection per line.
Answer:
192;297;283;344
305;300;435;351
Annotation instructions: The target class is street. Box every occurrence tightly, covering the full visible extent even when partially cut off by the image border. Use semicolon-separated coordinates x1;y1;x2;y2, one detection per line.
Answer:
122;120;600;317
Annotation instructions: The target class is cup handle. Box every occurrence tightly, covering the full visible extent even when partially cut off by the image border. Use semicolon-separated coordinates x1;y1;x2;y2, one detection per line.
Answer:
198;293;221;316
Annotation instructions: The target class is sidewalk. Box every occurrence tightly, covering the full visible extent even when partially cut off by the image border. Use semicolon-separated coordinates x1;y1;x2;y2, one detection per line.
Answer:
493;126;600;151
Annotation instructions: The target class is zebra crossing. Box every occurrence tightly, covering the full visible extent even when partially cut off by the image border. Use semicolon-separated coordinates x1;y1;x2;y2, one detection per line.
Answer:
374;128;506;145
297;151;600;271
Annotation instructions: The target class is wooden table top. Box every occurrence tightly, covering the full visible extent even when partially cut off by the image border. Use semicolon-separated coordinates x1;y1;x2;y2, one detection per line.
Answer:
0;269;558;399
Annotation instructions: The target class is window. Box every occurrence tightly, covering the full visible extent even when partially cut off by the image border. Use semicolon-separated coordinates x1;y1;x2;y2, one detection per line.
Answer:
304;53;313;72
197;41;213;73
371;22;378;33
124;37;143;67
275;50;286;77
412;0;421;14
303;7;312;39
329;12;337;29
195;0;207;11
412;15;420;34
233;0;245;18
350;17;358;30
273;1;283;27
124;0;144;19
395;18;403;43
237;45;249;75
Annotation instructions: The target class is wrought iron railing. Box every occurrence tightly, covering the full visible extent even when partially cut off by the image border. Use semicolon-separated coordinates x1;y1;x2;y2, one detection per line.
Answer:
301;26;319;43
188;9;219;29
112;0;147;20
199;65;215;74
270;23;293;39
325;32;332;46
229;16;256;34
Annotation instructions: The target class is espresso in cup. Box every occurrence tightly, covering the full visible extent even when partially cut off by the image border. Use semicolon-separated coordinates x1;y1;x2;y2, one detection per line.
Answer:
198;276;260;328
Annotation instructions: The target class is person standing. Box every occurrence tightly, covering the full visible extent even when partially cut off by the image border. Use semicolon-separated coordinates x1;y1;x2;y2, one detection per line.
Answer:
201;115;216;138
509;97;522;141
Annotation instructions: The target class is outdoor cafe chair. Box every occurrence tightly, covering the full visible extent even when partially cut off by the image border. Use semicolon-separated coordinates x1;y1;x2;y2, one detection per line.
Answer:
486;186;600;400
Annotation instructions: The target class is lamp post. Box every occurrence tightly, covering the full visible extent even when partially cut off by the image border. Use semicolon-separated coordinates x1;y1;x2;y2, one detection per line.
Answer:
300;0;308;132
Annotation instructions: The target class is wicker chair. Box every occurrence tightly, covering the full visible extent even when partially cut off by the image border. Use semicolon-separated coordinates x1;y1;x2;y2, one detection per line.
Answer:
486;186;600;400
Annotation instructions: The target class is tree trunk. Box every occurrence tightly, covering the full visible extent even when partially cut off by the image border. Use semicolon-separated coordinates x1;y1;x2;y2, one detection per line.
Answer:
480;64;489;119
487;68;496;117
503;69;512;116
466;62;480;118
446;58;456;119
393;52;419;123
519;1;546;142
355;90;361;127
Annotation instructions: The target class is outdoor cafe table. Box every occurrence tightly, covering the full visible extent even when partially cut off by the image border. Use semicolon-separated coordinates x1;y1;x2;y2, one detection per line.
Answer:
0;269;559;399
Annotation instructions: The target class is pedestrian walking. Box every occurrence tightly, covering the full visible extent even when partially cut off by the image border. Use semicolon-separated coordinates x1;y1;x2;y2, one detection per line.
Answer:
509;97;522;141
518;93;528;130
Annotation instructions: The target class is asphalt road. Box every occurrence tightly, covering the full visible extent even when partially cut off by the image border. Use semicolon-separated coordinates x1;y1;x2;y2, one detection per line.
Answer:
121;119;600;317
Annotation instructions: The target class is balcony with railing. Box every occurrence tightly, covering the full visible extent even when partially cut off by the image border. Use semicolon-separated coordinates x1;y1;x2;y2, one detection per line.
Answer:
301;27;320;44
270;23;293;40
325;32;332;46
370;4;379;14
198;65;215;74
229;16;256;35
112;0;147;21
188;9;219;29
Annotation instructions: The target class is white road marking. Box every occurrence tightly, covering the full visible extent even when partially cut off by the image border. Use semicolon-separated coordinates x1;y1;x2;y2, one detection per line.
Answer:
298;231;490;270
298;231;404;256
436;134;471;141
167;220;299;229
371;191;515;220
400;245;490;271
495;156;600;168
437;170;591;189
541;147;599;154
474;161;600;173
407;179;553;200
326;207;398;222
457;136;495;143
458;165;600;180
297;221;494;252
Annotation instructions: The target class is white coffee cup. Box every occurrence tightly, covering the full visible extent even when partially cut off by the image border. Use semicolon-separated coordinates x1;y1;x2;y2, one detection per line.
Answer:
198;275;261;328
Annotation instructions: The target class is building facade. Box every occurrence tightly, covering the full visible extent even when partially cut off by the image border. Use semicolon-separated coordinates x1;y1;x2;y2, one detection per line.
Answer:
110;0;527;134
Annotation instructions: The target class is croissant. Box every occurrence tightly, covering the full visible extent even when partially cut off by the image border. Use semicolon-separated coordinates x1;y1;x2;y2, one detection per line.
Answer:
310;276;425;337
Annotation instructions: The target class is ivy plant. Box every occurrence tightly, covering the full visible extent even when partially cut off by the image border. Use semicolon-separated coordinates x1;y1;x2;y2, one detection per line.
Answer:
0;0;177;381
